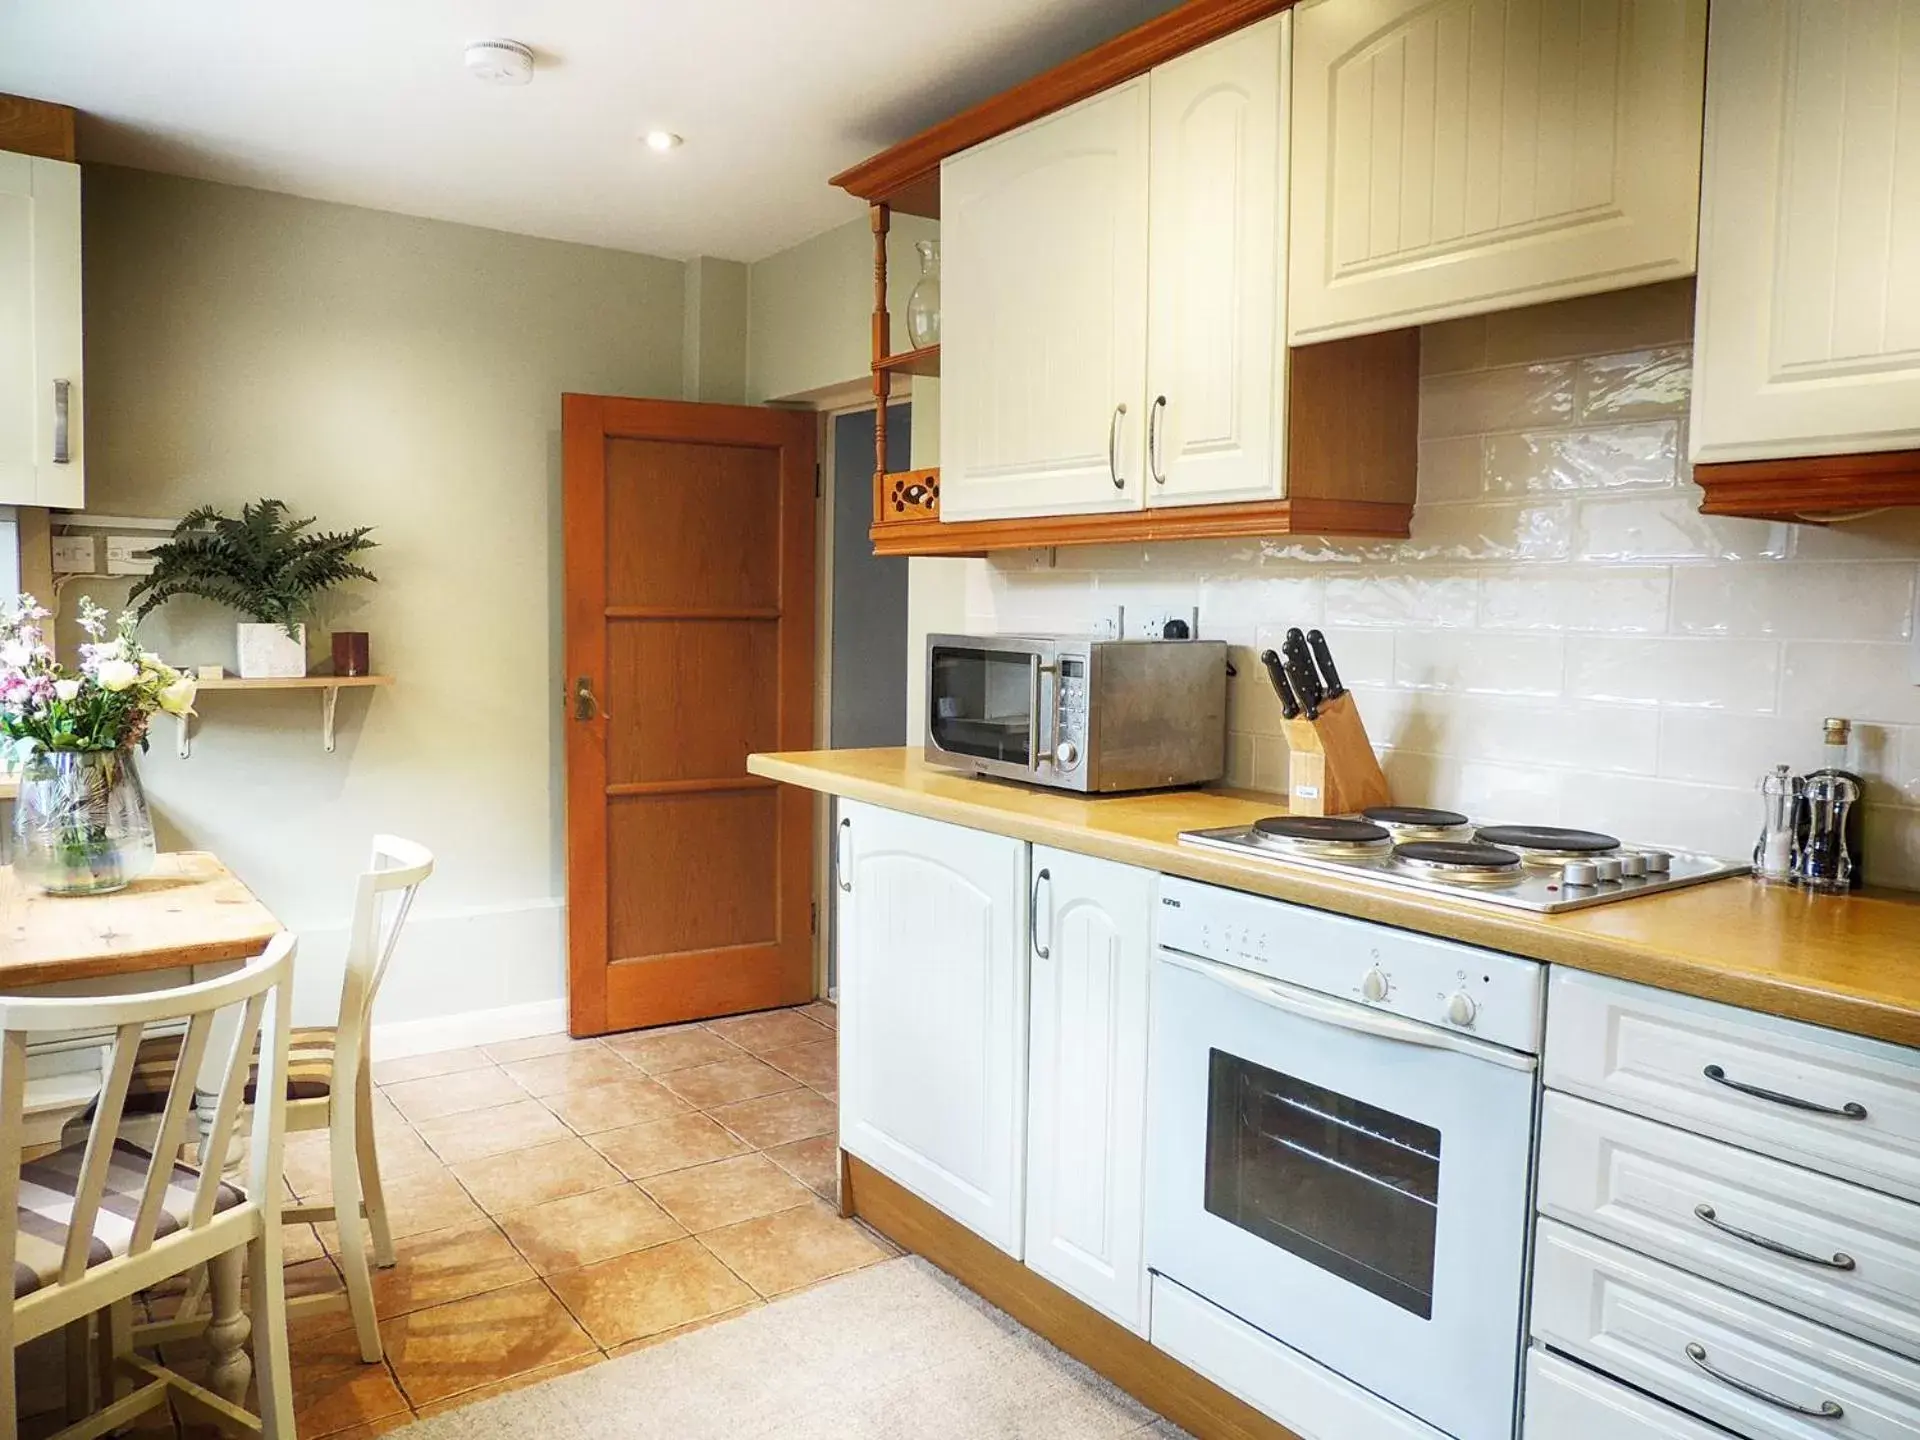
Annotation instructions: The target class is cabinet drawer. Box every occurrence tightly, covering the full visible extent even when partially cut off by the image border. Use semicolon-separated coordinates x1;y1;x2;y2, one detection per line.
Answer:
1545;970;1920;1201
1525;1349;1732;1440
1539;1093;1920;1360
1532;1220;1920;1440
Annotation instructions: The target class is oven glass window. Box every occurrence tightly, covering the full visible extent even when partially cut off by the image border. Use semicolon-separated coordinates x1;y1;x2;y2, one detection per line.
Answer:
928;647;1034;766
1204;1049;1440;1318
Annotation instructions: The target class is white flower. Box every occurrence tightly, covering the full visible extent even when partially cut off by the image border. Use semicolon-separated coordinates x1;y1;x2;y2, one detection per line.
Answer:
157;678;196;716
53;678;80;702
94;658;140;692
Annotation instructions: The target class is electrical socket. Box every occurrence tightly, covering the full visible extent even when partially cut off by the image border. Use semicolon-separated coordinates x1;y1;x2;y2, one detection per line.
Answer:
1087;605;1124;641
1135;606;1200;641
105;535;159;576
51;536;98;574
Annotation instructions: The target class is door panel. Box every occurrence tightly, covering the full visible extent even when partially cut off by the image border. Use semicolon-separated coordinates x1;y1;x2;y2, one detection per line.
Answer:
564;395;815;1034
0;152;82;508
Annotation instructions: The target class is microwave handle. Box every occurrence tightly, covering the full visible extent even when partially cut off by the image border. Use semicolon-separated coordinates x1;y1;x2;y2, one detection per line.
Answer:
1025;655;1059;771
1158;950;1536;1074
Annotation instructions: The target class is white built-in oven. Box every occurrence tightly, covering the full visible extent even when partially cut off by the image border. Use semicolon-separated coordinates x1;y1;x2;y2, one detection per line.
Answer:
1147;878;1543;1440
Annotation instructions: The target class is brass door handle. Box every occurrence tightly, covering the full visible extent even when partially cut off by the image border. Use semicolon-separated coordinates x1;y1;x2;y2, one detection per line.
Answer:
573;676;606;722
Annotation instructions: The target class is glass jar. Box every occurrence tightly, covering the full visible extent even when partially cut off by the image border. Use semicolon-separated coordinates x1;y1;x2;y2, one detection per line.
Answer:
906;239;941;348
11;747;158;896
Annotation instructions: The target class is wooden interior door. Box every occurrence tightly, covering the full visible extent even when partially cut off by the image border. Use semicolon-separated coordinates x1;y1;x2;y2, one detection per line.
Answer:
564;394;817;1035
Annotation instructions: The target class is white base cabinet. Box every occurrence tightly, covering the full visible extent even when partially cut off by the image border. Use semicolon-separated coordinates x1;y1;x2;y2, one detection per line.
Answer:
1022;846;1153;1332
0;150;83;508
834;799;1029;1256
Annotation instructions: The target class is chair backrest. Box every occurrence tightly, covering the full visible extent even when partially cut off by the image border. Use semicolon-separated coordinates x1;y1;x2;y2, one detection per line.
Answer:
0;934;297;1314
332;835;434;1082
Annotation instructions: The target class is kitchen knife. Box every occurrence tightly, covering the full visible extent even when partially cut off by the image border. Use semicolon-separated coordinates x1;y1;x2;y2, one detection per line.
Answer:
1258;649;1300;720
1281;630;1324;720
1306;629;1346;701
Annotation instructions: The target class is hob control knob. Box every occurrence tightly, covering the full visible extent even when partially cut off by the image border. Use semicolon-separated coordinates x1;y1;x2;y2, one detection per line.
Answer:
1643;850;1671;874
1444;992;1478;1027
1360;968;1390;1002
1054;740;1081;769
1561;861;1599;887
1620;853;1648;878
1595;858;1624;883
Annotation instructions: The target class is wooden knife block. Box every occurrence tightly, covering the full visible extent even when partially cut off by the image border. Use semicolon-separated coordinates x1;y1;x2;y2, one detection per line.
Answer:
1280;692;1392;817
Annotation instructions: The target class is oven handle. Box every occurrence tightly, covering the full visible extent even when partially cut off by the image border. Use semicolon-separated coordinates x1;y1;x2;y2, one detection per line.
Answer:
1158;950;1537;1074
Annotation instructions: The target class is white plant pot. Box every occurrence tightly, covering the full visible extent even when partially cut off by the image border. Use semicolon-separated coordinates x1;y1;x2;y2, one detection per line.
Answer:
236;623;307;679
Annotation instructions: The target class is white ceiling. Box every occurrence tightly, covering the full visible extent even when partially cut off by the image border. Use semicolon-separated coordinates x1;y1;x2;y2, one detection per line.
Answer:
0;1;1178;263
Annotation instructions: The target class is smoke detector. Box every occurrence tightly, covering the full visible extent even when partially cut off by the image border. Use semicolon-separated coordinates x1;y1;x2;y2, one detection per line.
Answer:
465;40;535;86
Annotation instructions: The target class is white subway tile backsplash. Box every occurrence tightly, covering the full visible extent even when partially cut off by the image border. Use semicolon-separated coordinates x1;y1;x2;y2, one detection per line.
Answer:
1575;492;1791;563
1577;348;1693;421
1325;573;1479;628
1484;421;1679;496
1478;567;1671;633
1420;361;1576;438
1417;437;1487;503
1566;636;1780;712
1670;562;1918;641
1405;500;1575;563
1779;643;1920;726
1393;631;1565;697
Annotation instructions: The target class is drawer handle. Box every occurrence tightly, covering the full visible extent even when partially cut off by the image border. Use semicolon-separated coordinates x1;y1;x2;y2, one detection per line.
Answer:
1685;1342;1844;1420
1693;1204;1857;1271
1702;1064;1868;1120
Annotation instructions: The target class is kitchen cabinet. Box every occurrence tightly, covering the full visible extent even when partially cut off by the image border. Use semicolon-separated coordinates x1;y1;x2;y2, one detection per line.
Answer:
834;799;1029;1256
0;149;82;508
1022;846;1153;1332
939;82;1150;522
1287;0;1706;344
1690;1;1920;470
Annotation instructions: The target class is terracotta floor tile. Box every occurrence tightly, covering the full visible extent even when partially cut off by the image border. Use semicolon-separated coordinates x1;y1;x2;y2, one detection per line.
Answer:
602;1026;741;1075
480;1032;595;1065
539;1075;689;1134
708;1087;838;1149
313;1162;482;1251
696;1199;891;1297
587;1112;751;1179
382;1066;525;1123
604;1300;764;1357
365;1217;534;1316
412;1097;571;1163
286;1324;411;1437
546;1236;756;1348
658;1054;801;1109
370;1046;493;1087
496;1182;685;1274
799;1000;838;1030
294;1419;413;1440
765;1134;840;1199
639;1152;816;1232
380;1276;596;1409
410;1349;603;1420
705;1009;833;1056
758;1038;837;1090
282;1221;326;1266
499;1047;636;1097
451;1135;623;1214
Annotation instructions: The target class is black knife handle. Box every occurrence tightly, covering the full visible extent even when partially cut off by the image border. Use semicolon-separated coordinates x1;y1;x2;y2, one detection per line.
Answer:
1259;649;1300;720
1306;629;1346;700
1280;642;1323;721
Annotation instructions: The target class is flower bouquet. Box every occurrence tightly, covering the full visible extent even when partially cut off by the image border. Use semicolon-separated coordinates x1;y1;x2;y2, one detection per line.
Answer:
1;596;196;895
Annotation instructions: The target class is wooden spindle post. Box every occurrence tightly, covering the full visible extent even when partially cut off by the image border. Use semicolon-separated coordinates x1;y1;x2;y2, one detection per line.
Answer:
871;203;891;489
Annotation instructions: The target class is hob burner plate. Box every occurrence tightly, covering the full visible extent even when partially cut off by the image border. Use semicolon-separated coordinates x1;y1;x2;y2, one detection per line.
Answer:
1252;816;1391;846
1475;825;1619;855
1393;841;1522;871
1364;806;1472;830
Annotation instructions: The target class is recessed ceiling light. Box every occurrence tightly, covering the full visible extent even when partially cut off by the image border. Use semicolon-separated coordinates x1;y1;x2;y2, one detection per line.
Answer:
644;130;684;153
465;40;535;86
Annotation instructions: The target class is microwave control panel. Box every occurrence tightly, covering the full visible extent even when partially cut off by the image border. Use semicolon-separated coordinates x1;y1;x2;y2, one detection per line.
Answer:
1053;658;1087;770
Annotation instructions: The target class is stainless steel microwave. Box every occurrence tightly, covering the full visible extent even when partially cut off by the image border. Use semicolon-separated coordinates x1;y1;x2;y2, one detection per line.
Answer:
924;633;1228;794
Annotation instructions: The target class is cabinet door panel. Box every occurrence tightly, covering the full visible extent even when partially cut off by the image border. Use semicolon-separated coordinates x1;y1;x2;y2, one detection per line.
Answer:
836;800;1028;1255
0;151;82;508
940;83;1149;521
1691;0;1920;463
1145;16;1289;508
1023;847;1152;1331
1289;0;1705;342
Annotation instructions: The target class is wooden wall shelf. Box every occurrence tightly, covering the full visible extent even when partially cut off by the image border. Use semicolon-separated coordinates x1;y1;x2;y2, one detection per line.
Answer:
1695;449;1920;522
874;344;941;378
870;496;1412;557
177;675;393;758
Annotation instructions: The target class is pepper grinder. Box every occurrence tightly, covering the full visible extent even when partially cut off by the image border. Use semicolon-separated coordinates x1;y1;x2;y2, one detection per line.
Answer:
1795;717;1867;891
1754;763;1799;883
1796;772;1860;893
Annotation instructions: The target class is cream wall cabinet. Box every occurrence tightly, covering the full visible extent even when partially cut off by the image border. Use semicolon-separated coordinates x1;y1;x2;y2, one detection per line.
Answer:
834;800;1029;1256
1690;0;1920;465
1022;846;1153;1332
1287;0;1706;344
0;151;82;509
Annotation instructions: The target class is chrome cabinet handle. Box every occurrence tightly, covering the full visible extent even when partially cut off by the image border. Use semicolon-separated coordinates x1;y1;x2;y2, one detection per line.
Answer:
1030;868;1052;960
1693;1203;1856;1270
1148;395;1168;485
837;818;853;893
1684;1342;1844;1420
1108;404;1128;490
1703;1064;1867;1119
53;379;71;464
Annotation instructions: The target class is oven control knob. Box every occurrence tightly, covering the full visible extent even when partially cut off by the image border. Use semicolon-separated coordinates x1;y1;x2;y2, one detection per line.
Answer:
1643;850;1671;874
1594;858;1624;883
1054;740;1081;769
1561;861;1599;888
1620;852;1648;878
1360;968;1390;1003
1444;992;1478;1028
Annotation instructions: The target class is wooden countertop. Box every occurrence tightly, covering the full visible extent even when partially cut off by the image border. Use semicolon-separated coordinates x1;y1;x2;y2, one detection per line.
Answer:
750;748;1920;1050
0;851;283;989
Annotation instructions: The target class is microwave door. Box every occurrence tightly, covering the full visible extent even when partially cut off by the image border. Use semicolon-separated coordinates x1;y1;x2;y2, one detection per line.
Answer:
927;644;1042;772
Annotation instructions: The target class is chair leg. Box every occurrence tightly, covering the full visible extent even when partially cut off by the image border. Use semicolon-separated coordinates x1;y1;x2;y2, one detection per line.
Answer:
248;1232;297;1440
97;1300;134;1408
331;1102;385;1362
205;1246;254;1407
355;1068;395;1268
63;1316;95;1421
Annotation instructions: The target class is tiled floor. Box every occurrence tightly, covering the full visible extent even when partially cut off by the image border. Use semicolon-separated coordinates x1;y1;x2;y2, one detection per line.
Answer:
21;999;898;1439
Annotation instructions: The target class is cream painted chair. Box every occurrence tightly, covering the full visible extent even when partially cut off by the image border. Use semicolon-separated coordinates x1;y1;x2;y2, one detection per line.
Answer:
2;935;298;1440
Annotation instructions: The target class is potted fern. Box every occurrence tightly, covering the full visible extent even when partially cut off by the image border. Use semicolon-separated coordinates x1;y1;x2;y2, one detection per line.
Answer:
129;500;377;679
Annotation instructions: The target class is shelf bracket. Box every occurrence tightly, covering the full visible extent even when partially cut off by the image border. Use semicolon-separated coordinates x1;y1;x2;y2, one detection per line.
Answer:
175;715;192;760
322;685;340;753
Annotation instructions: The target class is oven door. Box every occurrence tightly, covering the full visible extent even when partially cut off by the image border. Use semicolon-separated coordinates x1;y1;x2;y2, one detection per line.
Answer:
924;635;1054;782
1147;950;1536;1440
